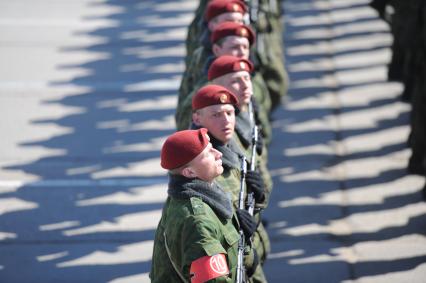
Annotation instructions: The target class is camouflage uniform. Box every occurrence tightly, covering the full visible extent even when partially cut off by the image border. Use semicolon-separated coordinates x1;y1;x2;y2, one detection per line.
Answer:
177;77;272;149
184;0;288;112
184;0;210;68
253;0;288;111
177;36;273;134
210;135;270;283
150;175;240;282
234;109;273;202
177;43;213;115
232;110;273;283
221;135;272;283
176;79;209;131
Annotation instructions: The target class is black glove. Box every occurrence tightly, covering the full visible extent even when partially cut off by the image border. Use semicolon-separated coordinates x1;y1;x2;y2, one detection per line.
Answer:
245;170;265;202
255;130;264;155
246;248;259;278
236;209;257;239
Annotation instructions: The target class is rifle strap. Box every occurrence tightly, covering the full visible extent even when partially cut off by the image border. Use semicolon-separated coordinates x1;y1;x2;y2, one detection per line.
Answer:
164;231;188;283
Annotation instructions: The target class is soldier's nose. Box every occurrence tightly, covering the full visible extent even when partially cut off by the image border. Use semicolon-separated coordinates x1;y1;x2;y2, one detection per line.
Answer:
215;150;223;159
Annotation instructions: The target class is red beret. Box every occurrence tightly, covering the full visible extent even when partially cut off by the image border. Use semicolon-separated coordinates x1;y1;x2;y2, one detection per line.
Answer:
192;84;239;110
208;55;254;81
205;0;247;22
161;128;210;170
211;22;255;45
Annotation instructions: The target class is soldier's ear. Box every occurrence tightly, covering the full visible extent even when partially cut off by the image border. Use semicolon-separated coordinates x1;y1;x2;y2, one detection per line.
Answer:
208;20;216;32
192;111;202;126
212;44;221;56
182;167;197;178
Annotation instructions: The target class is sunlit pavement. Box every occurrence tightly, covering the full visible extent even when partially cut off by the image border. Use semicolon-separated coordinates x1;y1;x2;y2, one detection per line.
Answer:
0;0;425;282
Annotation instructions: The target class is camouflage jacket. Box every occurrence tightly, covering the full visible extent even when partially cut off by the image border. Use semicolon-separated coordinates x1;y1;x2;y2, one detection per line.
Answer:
150;174;239;283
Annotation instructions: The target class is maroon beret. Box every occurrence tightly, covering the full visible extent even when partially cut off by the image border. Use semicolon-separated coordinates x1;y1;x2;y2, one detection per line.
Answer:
211;22;255;45
161;128;210;170
205;0;247;22
192;84;239;110
208;55;254;81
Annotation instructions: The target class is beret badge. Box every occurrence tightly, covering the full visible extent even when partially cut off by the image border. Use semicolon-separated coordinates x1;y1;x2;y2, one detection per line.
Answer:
220;93;228;103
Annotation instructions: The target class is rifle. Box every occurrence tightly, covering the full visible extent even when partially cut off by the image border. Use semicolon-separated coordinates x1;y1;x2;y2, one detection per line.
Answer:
247;124;258;216
236;156;248;283
250;0;259;24
246;100;258;217
243;0;259;24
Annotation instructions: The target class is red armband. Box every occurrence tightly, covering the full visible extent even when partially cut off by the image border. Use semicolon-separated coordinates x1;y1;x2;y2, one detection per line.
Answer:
190;253;229;283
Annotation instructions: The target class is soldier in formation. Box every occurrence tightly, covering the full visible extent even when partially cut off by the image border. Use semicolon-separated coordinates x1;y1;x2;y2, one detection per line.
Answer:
150;128;259;282
190;84;269;282
178;0;288;126
152;0;289;281
370;0;426;198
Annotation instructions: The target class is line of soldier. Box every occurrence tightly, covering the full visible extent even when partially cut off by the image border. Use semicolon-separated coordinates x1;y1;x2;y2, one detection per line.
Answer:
370;0;426;199
151;0;288;282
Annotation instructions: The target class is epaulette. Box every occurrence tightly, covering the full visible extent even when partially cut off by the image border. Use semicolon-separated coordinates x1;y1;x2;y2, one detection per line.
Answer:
190;197;206;216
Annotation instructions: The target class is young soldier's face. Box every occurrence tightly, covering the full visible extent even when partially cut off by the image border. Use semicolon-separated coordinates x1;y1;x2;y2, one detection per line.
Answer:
189;143;223;182
212;36;250;59
213;71;253;107
208;12;245;31
193;104;236;144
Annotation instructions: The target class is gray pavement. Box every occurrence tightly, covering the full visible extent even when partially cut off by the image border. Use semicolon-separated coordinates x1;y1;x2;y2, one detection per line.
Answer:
0;0;425;282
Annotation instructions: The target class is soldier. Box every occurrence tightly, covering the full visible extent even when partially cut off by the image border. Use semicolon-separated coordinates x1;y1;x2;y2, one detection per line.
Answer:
183;0;288;113
207;55;272;151
178;0;248;118
181;21;253;101
250;0;289;112
206;57;275;271
184;0;210;68
179;21;272;121
150;128;258;282
191;85;270;282
184;0;246;68
177;54;272;147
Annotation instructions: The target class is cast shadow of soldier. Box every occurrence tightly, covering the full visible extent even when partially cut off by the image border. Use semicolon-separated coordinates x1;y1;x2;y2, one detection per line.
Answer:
0;0;193;282
263;1;426;282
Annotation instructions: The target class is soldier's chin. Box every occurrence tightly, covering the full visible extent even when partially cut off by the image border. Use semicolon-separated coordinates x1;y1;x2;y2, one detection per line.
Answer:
223;133;233;142
242;95;251;104
217;166;224;175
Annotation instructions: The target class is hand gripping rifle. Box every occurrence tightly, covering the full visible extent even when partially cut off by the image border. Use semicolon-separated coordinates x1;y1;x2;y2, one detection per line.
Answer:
236;156;248;283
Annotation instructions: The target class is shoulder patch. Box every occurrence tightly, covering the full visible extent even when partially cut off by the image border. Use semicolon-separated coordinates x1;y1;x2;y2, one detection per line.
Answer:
190;197;206;215
190;254;229;283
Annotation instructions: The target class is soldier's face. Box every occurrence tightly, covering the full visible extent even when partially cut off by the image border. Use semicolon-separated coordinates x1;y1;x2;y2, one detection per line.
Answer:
189;143;223;182
192;104;235;144
213;71;253;107
212;36;250;59
208;12;245;31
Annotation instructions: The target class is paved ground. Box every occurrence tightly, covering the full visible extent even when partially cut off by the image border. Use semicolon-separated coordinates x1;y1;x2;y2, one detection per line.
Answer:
0;0;425;282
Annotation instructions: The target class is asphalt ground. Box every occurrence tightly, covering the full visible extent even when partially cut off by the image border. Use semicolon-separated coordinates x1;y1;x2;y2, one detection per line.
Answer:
0;0;425;282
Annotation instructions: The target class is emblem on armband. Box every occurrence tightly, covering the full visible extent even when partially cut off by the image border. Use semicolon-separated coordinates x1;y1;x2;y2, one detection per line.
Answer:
190;254;229;283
